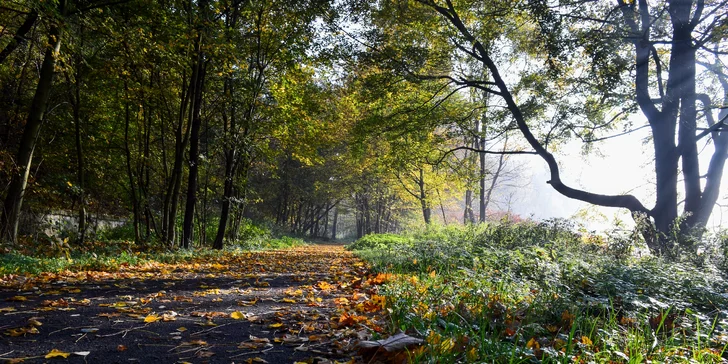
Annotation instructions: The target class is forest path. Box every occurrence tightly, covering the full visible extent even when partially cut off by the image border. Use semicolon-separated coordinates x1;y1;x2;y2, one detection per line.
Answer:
0;245;384;364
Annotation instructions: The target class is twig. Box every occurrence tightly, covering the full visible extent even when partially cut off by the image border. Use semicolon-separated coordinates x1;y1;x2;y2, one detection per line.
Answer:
4;310;38;315
228;347;276;358
49;326;98;336
190;322;231;337
96;325;148;337
174;345;212;355
0;351;14;358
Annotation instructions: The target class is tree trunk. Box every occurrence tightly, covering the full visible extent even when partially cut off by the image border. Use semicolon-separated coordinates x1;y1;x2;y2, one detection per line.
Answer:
464;189;474;224
0;11;38;65
72;54;86;245
483;136;508;215
214;153;236;250
1;22;63;244
478;135;486;222
331;205;338;240
418;168;431;224
165;64;196;247
182;55;206;249
123;81;141;244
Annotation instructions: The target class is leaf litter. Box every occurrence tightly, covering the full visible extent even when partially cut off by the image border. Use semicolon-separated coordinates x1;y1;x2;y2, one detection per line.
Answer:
0;245;393;363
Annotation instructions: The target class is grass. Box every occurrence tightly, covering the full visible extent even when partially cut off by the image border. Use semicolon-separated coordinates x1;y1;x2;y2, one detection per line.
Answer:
350;221;728;363
0;223;307;275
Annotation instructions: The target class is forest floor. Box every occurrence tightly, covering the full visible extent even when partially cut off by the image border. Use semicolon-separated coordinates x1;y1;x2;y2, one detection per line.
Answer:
0;245;387;364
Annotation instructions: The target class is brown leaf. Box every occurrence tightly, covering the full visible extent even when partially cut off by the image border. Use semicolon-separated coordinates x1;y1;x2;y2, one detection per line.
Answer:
358;332;424;363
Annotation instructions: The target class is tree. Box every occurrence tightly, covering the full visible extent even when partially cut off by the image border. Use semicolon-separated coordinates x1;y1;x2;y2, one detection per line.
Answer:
370;0;727;254
1;1;65;244
1;0;131;245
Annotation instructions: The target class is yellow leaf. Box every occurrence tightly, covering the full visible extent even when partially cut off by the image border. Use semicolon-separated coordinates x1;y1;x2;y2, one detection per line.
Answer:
230;311;245;320
429;270;436;278
526;337;539;350
268;323;283;328
67;181;73;187
7;296;27;302
45;349;71;359
581;336;593;346
28;319;43;327
144;314;160;323
281;298;297;303
177;327;187;332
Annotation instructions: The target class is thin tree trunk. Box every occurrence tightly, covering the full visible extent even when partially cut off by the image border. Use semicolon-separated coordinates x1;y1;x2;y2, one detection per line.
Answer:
483;135;508;214
123;81;141;244
72;54;86;244
165;64;196;247
182;57;206;249
437;189;447;224
418;168;431;225
1;21;63;244
214;154;236;249
479;129;486;222
0;11;38;65
331;205;338;240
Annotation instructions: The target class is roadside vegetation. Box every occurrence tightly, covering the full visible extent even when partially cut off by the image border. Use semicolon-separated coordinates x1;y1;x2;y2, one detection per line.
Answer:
349;221;728;363
0;221;306;276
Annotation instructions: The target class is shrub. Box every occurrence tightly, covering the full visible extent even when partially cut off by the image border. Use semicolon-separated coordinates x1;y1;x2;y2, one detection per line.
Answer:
347;233;413;251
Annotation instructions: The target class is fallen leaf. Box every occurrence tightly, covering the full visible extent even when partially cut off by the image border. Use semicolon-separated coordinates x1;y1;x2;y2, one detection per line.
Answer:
144;314;160;323
27;319;43;327
358;332;424;363
45;349;71;359
231;311;245;320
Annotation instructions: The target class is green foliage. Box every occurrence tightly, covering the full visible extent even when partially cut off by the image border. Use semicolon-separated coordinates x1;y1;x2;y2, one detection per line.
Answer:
355;222;728;363
347;233;413;250
231;219;273;247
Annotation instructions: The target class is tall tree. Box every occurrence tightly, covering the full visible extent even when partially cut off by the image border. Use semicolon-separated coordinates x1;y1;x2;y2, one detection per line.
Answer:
182;0;209;249
370;0;727;254
1;1;65;244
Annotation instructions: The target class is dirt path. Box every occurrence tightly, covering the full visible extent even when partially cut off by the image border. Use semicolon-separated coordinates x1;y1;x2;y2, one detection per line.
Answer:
0;245;383;363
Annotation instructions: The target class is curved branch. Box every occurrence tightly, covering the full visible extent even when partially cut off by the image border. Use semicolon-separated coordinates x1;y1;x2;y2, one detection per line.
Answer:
423;0;651;215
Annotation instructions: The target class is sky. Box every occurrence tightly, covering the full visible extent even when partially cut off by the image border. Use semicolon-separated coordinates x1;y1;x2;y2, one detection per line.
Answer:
502;127;728;233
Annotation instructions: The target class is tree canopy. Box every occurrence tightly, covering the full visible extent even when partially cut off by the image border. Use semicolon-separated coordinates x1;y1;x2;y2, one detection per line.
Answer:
0;0;726;255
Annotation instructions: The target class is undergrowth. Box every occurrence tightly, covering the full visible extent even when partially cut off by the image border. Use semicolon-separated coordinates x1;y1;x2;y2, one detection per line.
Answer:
0;220;307;275
351;221;728;363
